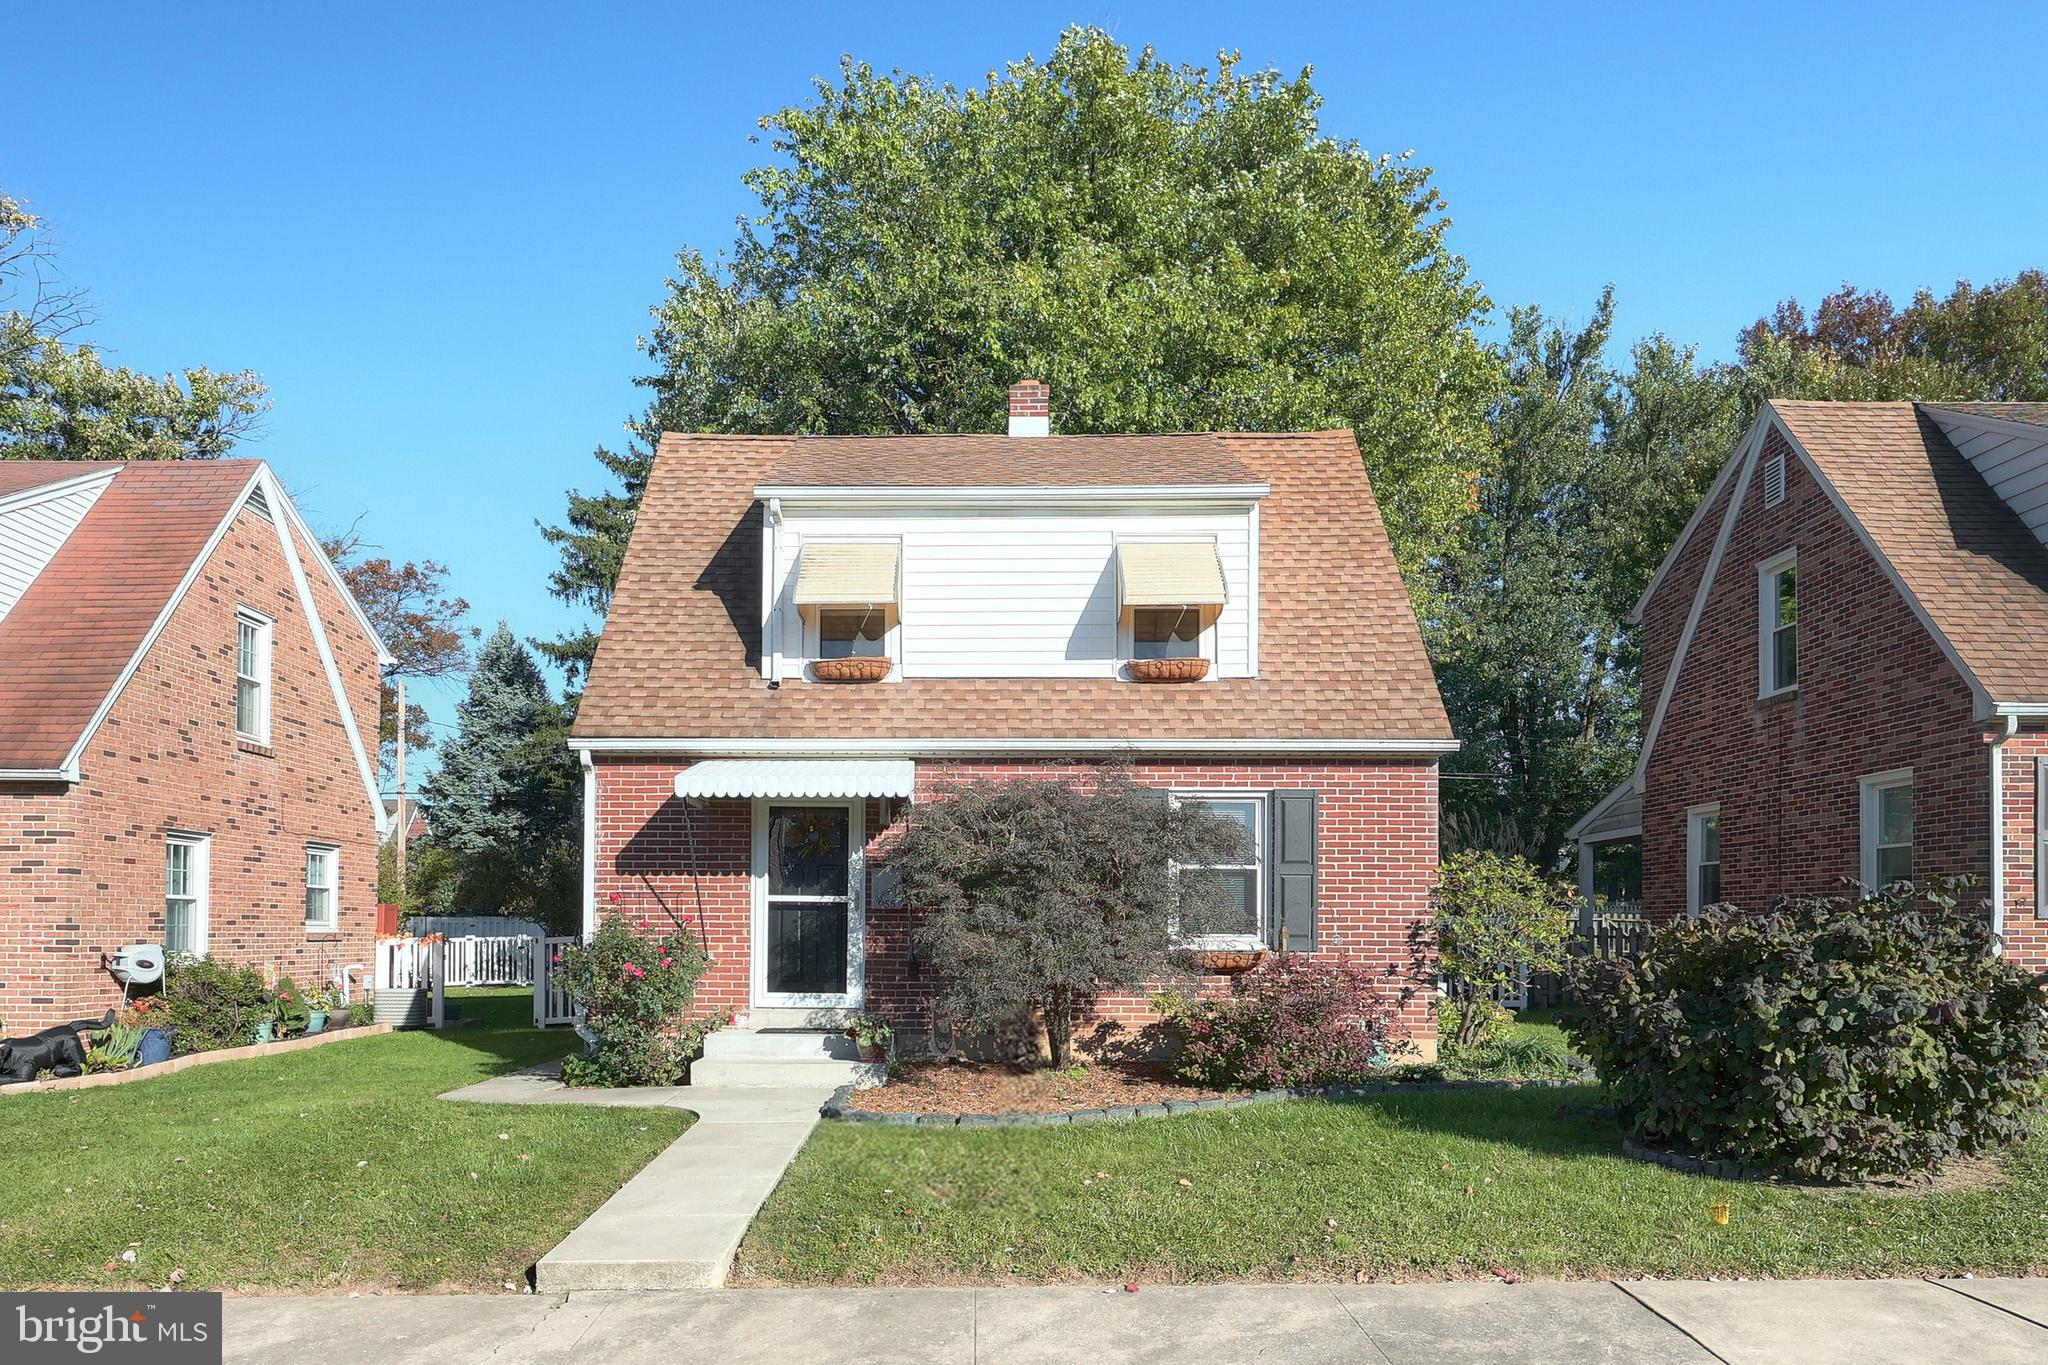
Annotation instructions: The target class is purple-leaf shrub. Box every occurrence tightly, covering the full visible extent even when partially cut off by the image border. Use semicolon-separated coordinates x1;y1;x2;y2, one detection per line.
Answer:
1160;955;1399;1089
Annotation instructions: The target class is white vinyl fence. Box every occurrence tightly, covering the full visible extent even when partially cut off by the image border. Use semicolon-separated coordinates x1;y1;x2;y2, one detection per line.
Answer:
408;915;548;940
377;934;536;988
533;936;578;1028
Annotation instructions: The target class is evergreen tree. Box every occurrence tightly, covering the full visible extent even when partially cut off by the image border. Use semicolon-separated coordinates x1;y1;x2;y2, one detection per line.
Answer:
420;624;580;928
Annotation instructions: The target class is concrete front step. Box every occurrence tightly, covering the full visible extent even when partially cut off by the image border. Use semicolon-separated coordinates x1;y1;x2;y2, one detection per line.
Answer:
690;1056;884;1088
701;1028;859;1062
745;1006;856;1030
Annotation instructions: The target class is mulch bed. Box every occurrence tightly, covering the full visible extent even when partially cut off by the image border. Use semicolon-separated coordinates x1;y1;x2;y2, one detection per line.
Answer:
851;1059;1244;1114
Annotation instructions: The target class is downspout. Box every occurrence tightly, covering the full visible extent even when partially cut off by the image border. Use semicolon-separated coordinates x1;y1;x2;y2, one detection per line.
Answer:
1991;713;2019;953
580;749;597;944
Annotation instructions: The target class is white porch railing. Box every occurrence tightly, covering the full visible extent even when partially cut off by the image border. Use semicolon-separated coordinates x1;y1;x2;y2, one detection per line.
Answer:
533;936;578;1028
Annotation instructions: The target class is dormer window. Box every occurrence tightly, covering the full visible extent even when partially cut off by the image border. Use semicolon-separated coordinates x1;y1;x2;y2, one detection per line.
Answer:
819;607;887;659
1133;607;1200;660
793;540;901;681
1118;540;1226;681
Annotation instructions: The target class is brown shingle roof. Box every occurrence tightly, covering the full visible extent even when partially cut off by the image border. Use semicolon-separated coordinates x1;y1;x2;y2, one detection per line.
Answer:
574;430;1451;745
758;433;1261;488
0;460;259;770
1924;403;2048;430
0;460;113;498
1772;401;2048;706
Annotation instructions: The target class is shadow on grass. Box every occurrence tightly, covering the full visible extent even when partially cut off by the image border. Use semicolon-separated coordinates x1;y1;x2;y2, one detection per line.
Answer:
1312;1082;1624;1162
406;987;581;1075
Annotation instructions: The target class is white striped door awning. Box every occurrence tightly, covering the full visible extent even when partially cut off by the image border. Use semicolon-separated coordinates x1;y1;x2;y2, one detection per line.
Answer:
1116;540;1228;607
672;759;916;801
792;541;900;606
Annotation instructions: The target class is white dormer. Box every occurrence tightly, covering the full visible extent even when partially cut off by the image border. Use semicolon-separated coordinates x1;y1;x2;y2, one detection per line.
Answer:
755;383;1264;684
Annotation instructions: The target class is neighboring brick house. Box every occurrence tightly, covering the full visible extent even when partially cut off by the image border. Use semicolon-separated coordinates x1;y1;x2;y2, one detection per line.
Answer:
1570;401;2048;968
569;381;1455;1071
0;460;390;1030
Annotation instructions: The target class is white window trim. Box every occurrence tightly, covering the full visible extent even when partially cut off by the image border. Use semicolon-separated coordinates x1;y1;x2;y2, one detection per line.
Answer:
1169;790;1266;949
164;832;211;956
1860;768;1914;889
235;607;274;743
304;842;340;930
1756;549;1799;699
1685;803;1720;920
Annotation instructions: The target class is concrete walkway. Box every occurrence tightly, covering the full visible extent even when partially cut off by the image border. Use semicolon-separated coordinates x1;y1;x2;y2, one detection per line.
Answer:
442;1066;834;1289
222;1278;2048;1364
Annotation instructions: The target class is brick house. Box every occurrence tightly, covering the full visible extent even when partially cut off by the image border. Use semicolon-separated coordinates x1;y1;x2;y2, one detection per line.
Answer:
1570;401;2048;968
568;381;1455;1074
0;460;390;1030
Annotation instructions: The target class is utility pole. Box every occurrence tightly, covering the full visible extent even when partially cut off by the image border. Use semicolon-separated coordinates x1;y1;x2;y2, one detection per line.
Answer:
393;675;407;902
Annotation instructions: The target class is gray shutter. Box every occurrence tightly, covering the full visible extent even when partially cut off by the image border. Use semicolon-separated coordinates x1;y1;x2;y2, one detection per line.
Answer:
1269;790;1317;952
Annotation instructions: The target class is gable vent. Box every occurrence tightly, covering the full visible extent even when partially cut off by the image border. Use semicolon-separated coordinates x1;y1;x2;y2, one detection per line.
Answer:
1762;452;1787;509
244;484;273;522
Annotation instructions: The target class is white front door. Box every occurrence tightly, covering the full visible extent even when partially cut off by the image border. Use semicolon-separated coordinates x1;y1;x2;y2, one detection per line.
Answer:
750;799;865;1008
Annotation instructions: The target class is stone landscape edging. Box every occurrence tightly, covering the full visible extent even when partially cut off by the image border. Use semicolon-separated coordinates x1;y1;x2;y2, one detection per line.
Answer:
0;1022;396;1096
821;1076;1581;1127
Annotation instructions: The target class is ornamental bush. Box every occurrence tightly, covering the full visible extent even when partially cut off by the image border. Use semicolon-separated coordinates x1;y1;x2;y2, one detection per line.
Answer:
556;918;712;1086
1563;879;2048;1182
1159;955;1400;1089
162;956;271;1052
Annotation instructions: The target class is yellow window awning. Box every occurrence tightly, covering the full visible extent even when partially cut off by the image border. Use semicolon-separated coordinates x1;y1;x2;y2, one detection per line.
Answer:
1117;541;1228;608
793;541;900;606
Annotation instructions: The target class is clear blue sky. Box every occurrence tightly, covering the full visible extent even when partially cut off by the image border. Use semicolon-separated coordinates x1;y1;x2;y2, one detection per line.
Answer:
10;2;2045;767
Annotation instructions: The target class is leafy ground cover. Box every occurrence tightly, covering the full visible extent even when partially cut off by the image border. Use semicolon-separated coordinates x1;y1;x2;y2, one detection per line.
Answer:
0;988;690;1292
738;1085;2048;1285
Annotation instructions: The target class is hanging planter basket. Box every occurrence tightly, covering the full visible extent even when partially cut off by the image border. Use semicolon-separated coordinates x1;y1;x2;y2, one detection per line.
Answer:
812;656;893;683
1129;657;1210;683
1189;948;1267;975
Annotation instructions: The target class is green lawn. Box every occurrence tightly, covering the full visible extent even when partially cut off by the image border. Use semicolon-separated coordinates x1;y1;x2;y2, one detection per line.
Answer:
1508;1007;1570;1051
0;988;690;1293
737;1086;2048;1285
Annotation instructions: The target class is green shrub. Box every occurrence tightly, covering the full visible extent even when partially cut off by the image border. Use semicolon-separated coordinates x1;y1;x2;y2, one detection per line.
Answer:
1435;851;1572;1046
1439;1033;1582;1081
556;919;712;1086
1436;997;1511;1048
1563;880;2048;1182
162;957;270;1053
344;997;374;1029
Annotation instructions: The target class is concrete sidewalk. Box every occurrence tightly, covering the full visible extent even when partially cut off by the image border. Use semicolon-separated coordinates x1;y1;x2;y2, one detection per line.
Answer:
442;1067;834;1290
224;1278;2048;1364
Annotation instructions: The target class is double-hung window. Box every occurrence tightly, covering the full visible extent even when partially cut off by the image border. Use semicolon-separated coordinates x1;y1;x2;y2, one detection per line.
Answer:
1686;805;1721;918
1172;794;1264;946
164;834;210;955
1861;771;1913;889
235;609;273;742
1757;551;1798;696
304;843;339;930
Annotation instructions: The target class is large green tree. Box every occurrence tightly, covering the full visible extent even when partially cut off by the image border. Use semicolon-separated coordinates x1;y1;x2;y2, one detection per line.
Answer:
541;27;1500;679
419;624;580;930
0;195;268;460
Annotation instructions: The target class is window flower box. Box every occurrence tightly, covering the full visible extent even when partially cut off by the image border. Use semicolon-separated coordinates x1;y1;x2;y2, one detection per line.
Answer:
1129;657;1210;683
1188;947;1266;974
812;656;893;683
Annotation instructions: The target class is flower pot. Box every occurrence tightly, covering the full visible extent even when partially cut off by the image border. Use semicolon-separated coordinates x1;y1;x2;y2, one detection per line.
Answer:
252;1021;276;1045
1190;948;1266;974
857;1042;887;1063
812;656;893;683
1129;657;1210;683
306;1010;328;1035
137;1028;173;1067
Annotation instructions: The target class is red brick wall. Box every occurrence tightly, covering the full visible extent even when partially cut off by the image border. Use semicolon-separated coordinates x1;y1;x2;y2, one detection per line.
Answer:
0;505;381;1030
1641;425;2004;948
2000;730;2048;966
591;755;1441;1051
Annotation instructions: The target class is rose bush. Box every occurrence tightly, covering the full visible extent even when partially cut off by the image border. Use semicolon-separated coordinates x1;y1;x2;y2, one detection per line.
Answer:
556;918;714;1086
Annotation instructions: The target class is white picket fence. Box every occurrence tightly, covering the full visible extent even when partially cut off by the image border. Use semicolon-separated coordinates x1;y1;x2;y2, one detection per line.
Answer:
533;936;578;1027
377;934;536;989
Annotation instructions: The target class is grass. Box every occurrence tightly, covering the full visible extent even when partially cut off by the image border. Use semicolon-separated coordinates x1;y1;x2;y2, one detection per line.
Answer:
0;988;690;1292
737;1085;2048;1285
1507;1007;1570;1051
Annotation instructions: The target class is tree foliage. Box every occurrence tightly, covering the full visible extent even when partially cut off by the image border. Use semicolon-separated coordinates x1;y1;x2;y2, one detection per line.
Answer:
1434;850;1570;1046
0;193;268;461
541;26;1500;680
418;624;579;930
322;534;478;777
882;767;1250;1067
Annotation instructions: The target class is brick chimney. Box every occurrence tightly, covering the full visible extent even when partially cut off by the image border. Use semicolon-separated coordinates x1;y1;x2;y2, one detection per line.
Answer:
1008;379;1050;438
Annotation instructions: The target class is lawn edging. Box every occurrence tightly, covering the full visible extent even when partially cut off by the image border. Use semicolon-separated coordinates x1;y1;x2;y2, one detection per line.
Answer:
820;1076;1584;1127
0;1022;396;1096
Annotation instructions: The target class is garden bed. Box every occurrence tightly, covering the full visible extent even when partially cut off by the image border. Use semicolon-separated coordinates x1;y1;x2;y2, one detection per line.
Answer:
0;1023;394;1096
